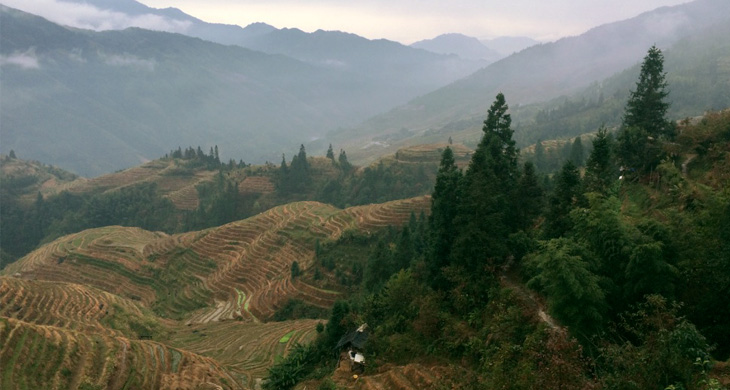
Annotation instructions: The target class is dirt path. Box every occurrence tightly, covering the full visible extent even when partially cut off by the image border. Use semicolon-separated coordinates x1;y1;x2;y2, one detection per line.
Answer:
499;271;560;330
682;154;697;177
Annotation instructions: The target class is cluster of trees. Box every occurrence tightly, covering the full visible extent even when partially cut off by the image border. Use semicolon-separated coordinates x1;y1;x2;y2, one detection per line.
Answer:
266;46;730;390
530;136;587;173
0;183;179;267
275;144;434;208
167;145;222;169
278;145;312;193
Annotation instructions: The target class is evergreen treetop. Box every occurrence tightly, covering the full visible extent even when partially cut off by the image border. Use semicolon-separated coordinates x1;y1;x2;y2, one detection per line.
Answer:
622;45;671;139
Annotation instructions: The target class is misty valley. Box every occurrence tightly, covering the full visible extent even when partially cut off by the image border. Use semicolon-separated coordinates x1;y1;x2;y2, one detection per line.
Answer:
1;0;730;389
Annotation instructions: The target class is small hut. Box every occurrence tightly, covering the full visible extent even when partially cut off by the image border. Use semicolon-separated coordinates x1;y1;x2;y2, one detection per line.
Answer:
335;324;368;373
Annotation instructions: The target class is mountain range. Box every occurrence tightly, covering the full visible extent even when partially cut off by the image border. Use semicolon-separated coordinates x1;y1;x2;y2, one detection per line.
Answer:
329;0;730;163
2;0;730;176
0;2;483;176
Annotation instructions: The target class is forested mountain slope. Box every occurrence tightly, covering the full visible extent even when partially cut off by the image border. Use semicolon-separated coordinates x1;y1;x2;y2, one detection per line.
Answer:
264;100;730;390
331;0;730;163
0;5;480;177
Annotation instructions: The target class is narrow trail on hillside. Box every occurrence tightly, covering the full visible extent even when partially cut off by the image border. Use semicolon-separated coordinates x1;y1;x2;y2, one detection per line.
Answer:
499;270;560;330
682;154;697;177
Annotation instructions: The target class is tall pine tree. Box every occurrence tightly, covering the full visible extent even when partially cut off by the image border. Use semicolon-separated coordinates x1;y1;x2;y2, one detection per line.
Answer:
544;160;584;239
584;127;616;194
619;45;673;174
451;93;518;279
427;147;462;289
622;45;672;138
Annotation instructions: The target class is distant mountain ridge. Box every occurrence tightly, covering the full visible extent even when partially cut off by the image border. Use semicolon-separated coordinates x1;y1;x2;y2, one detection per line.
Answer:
411;33;501;62
331;0;730;163
480;36;540;56
35;0;485;91
0;5;484;176
411;33;539;62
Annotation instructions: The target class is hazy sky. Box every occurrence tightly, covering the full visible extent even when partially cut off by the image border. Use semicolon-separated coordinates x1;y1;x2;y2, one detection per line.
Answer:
140;0;691;42
4;0;692;43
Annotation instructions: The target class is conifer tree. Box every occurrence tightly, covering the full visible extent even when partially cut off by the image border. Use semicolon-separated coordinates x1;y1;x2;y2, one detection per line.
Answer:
584;127;616;194
569;137;585;166
618;45;673;174
544;160;584;239
534;140;546;172
338;149;351;172
427;147;462;289
513;162;544;231
451;93;518;279
623;45;672;139
289;145;310;192
278;154;290;192
326;144;335;160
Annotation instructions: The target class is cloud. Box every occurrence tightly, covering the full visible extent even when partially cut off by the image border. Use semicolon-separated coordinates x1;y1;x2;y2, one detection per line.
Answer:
3;0;192;33
0;49;41;69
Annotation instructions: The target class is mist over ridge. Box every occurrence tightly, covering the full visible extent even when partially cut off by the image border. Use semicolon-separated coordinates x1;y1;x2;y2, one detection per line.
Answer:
1;0;729;176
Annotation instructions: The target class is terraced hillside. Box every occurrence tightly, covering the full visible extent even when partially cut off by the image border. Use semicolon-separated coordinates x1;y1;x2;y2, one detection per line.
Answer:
0;317;238;390
60;159;217;210
170;319;321;387
0;155;81;204
1;196;430;388
0;277;163;339
5;197;429;320
392;143;473;168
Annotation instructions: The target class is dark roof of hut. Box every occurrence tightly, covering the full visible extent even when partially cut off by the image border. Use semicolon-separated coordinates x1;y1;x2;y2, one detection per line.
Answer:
335;329;368;350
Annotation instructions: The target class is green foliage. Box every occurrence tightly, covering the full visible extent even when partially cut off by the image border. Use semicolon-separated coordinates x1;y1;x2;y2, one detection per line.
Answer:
427;147;463;289
324;301;352;348
291;261;301;279
584;127;617;194
451;93;519;281
513;162;544;232
184;172;252;230
599;295;712;390
0;182;178;265
275;145;435;208
619;46;674;175
263;343;317;390
167;145;222;169
317;378;338;390
623;45;672;139
366;270;423;336
526;238;606;339
569;137;585;166
338;149;351;173
272;299;329;322
544;160;585;238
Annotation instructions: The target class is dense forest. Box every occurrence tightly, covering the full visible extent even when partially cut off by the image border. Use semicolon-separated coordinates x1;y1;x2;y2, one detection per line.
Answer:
263;46;730;389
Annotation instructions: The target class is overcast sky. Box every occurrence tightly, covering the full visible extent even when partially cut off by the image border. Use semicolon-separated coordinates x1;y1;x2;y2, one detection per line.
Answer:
5;0;692;43
142;0;692;42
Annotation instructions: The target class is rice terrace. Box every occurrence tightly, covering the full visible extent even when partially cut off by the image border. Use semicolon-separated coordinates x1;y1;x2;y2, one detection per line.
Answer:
0;196;430;389
3;0;730;389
